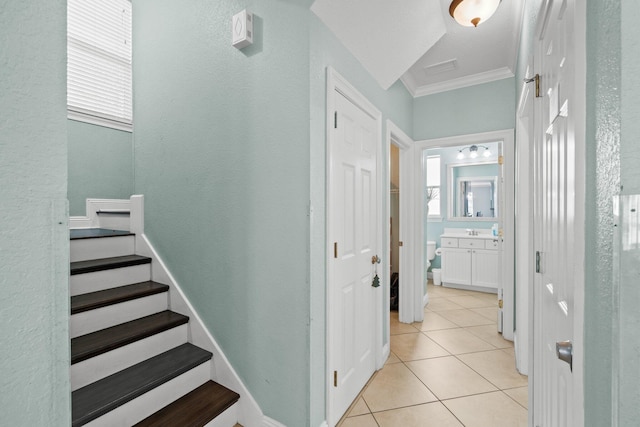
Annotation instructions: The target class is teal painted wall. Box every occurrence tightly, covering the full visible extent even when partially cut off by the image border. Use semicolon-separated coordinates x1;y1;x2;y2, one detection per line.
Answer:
413;78;516;141
133;2;413;424
68;120;133;215
309;13;414;425
132;1;312;424
0;0;70;424
585;1;621;425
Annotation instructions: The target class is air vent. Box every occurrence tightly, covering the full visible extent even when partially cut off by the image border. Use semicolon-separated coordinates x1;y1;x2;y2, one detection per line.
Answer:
423;59;458;76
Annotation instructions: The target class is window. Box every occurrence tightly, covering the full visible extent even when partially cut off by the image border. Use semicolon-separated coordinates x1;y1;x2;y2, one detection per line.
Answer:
426;155;441;217
67;0;132;131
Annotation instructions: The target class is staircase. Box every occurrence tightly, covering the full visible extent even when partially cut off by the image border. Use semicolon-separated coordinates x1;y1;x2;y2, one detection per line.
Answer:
70;227;240;426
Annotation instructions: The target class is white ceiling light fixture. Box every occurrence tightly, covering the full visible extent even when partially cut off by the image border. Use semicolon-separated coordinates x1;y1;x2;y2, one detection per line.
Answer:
456;144;492;159
449;0;502;27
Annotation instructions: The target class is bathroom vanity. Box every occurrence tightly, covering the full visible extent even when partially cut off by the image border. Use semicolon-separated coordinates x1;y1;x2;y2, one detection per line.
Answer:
440;230;500;293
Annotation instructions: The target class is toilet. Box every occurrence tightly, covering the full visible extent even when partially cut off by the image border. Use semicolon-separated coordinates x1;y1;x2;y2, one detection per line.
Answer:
426;240;436;270
427;241;441;285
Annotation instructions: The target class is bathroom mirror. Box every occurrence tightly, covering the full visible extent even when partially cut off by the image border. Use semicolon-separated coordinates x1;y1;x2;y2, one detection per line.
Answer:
448;162;499;220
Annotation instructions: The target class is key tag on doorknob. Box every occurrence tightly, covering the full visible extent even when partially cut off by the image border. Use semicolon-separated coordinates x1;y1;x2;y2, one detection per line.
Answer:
371;255;381;288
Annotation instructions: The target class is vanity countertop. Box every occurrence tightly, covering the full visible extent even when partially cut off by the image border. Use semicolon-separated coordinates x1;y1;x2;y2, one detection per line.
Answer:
440;233;497;240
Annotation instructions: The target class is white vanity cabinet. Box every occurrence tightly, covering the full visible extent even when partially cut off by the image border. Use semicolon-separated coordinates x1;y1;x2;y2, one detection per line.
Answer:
440;236;500;292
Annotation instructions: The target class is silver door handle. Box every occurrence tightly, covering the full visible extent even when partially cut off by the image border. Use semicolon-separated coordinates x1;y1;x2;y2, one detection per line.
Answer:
556;340;573;371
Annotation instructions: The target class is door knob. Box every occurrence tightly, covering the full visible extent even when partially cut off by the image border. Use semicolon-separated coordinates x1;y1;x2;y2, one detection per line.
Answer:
556;340;573;371
371;255;381;264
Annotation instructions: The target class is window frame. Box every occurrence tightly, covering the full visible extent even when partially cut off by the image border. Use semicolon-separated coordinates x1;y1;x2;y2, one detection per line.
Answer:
426;154;442;220
67;0;133;132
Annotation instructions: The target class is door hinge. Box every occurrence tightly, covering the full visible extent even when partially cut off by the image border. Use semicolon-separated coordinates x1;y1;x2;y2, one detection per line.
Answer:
334;370;338;387
498;155;504;165
398;241;403;247
536;251;541;273
498;299;504;309
334;111;338;129
334;242;338;259
524;73;541;98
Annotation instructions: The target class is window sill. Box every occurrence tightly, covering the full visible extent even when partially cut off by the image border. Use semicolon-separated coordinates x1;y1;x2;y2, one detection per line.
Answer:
68;110;132;133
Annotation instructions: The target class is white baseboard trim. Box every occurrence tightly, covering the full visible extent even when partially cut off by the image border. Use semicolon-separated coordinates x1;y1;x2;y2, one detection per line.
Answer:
70;215;92;229
382;343;390;366
261;416;286;427
423;292;429;307
70;196;140;231
317;421;329;427
137;233;265;427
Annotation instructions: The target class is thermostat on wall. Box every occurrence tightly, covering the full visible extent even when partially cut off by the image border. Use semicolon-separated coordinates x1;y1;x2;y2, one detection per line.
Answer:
232;9;253;49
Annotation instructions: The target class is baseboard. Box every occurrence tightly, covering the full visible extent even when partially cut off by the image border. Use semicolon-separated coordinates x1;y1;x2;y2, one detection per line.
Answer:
69;215;92;229
317;421;329;427
69;197;135;231
137;233;265;427
261;416;287;427
381;343;390;367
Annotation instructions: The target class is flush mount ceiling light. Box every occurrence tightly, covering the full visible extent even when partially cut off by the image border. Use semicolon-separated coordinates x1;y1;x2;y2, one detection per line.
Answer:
456;144;492;159
449;0;502;27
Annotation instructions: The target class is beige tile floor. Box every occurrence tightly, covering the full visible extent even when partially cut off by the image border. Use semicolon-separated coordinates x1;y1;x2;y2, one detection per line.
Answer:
338;283;528;427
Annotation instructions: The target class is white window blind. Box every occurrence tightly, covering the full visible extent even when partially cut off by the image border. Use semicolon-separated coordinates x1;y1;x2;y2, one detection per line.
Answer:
67;0;132;131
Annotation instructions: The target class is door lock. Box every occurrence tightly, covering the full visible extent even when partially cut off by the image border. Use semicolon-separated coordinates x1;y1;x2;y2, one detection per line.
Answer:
371;255;381;264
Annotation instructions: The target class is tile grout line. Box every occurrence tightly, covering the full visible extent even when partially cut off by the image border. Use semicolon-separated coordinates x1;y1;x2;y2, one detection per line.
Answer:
341;285;526;425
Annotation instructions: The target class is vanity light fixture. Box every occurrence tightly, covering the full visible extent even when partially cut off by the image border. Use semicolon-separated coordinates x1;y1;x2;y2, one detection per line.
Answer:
449;0;502;27
456;144;492;159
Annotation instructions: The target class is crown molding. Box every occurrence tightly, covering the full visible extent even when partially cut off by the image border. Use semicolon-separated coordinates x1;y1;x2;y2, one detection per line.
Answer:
405;66;515;98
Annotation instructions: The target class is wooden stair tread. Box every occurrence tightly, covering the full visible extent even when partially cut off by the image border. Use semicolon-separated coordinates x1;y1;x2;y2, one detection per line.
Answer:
134;380;240;427
72;343;212;427
71;281;169;315
71;254;151;275
70;228;133;240
71;311;188;364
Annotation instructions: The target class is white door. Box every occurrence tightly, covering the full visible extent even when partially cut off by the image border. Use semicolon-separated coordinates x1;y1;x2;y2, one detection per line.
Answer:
533;0;582;425
328;89;378;426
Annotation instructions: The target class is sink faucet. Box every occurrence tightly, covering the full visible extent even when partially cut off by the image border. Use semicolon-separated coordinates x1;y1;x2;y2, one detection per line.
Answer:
466;229;478;236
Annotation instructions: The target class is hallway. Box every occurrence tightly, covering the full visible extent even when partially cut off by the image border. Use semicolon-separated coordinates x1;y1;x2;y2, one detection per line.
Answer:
338;284;528;426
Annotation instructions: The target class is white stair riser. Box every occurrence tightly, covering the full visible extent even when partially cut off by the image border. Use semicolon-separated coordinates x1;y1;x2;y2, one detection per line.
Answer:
204;402;239;427
71;264;151;296
84;361;211;427
71;325;188;391
70;235;135;262
70;293;168;338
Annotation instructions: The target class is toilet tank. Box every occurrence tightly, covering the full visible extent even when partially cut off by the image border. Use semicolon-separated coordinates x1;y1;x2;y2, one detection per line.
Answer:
427;240;436;261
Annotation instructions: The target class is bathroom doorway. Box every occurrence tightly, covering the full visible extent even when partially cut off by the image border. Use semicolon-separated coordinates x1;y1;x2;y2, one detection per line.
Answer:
414;130;516;344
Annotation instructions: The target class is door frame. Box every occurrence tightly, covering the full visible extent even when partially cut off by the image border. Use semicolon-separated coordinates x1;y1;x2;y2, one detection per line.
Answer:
325;67;383;425
386;120;416;324
413;129;514;330
515;61;534;377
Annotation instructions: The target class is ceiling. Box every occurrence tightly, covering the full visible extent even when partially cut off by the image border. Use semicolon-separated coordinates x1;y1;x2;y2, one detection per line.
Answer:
311;0;524;97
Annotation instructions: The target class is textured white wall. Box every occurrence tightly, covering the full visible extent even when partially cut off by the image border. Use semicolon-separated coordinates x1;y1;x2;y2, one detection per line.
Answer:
0;0;70;424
